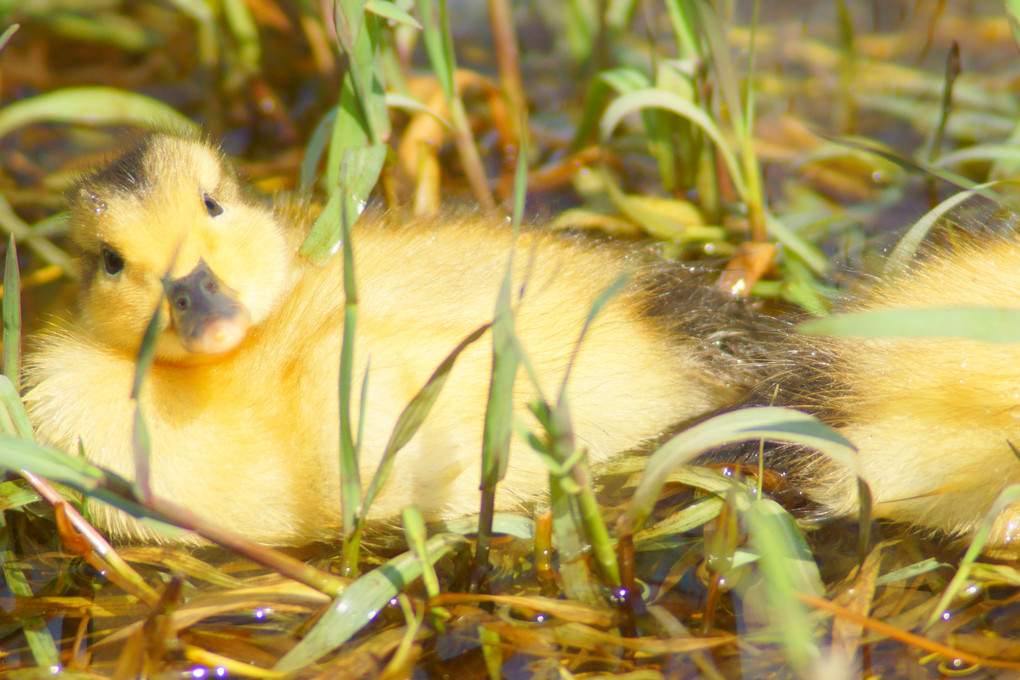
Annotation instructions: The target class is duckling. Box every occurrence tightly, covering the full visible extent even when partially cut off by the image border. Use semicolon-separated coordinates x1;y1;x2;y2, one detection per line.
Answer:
725;225;1020;552
23;131;758;545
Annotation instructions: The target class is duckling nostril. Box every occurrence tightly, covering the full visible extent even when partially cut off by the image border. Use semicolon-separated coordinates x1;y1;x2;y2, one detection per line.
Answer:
175;295;190;312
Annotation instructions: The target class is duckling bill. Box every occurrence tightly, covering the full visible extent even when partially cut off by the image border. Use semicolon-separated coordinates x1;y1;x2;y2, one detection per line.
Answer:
24;132;757;545
164;258;251;355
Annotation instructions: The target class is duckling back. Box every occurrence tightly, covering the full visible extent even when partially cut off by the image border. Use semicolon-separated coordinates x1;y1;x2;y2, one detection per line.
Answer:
24;132;758;545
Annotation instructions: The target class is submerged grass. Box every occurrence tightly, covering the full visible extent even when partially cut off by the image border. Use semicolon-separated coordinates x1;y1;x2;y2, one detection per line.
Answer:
2;0;1020;677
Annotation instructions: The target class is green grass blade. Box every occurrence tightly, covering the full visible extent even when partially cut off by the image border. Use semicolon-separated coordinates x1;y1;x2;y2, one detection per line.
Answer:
663;0;699;58
740;495;823;674
275;533;469;671
926;483;1020;630
436;513;536;540
301;144;386;261
570;69;649;149
1005;0;1020;49
539;405;600;603
600;88;749;202
333;0;388;145
402;507;439;599
633;496;724;551
0;87;198;140
883;182;1000;278
799;307;1020;342
478;284;517;487
361;324;490;517
0;479;40;511
0;189;73;272
416;0;493;207
163;0;218;66
300;106;337;191
385;92;452;127
222;0;261;74
131;405;152;501
0;377;32;440
0;433;185;535
3;234;21;391
335;177;363;572
417;0;455;102
623;407;858;534
365;0;422;29
764;212;830;275
1;531;59;668
475;129;528;586
0;24;19;54
326;77;370;189
128;277;168;501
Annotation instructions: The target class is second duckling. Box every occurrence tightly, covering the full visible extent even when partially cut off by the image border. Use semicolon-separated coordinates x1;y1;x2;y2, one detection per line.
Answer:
725;222;1020;554
24;132;758;545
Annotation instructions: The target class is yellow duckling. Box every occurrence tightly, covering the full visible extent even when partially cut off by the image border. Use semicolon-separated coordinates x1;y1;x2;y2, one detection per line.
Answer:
24;132;753;545
737;227;1020;553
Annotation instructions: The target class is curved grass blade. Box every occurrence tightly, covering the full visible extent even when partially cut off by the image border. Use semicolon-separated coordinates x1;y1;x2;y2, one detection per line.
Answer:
622;407;858;534
0;24;19;54
275;532;469;671
366;0;422;29
385;92;452;127
0;193;73;272
936;145;1020;171
0;434;185;538
883;181;1002;278
599;88;749;203
0;87;197;140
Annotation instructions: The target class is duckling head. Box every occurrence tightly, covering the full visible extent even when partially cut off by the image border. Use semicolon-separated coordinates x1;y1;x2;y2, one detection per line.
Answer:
67;132;294;362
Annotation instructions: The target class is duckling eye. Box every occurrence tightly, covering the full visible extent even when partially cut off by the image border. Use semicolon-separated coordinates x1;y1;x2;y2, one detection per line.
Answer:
203;193;223;217
101;246;125;275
